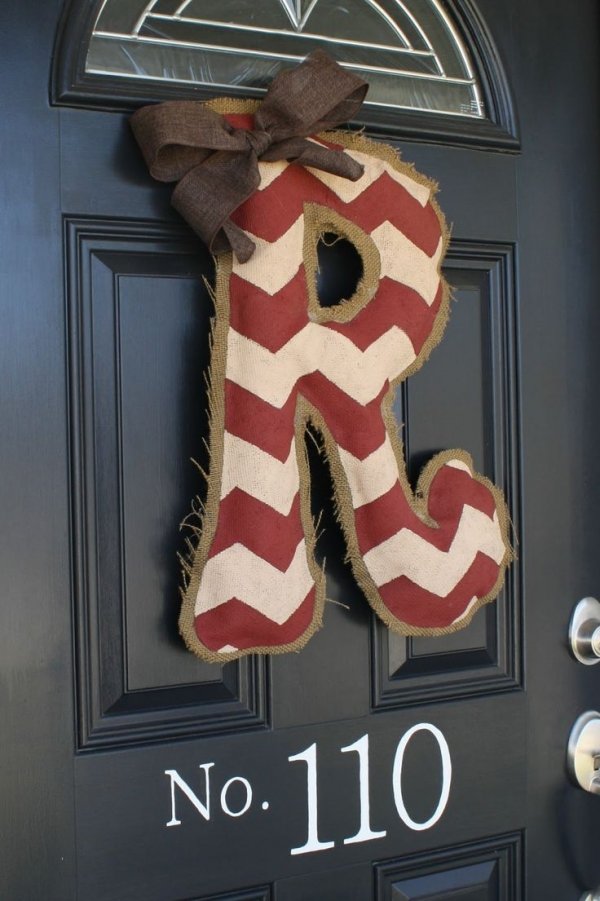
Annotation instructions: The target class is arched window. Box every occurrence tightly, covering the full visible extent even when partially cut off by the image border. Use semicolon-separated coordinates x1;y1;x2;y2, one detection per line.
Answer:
54;0;517;148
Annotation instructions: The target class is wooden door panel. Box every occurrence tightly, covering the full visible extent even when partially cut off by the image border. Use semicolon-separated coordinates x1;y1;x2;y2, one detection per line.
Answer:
67;217;268;749
196;890;271;901
374;831;522;899
269;594;372;728
375;244;521;709
73;697;525;900
275;864;372;900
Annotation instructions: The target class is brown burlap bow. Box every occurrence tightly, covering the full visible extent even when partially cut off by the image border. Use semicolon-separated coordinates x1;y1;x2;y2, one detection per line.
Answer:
130;51;368;262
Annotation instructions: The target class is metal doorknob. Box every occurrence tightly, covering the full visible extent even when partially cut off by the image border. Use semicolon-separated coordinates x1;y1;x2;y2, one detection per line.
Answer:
568;712;600;794
581;892;600;901
569;598;600;664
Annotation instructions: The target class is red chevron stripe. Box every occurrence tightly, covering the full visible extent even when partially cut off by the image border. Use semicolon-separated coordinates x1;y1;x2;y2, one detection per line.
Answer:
223;353;417;466
229;268;309;352
229;274;441;358
231;164;334;239
324;279;443;354
224;380;296;461
194;587;317;651
342;172;441;256
208;488;304;569
298;374;389;459
313;136;345;151
354;467;499;555
354;483;420;554
427;464;498;522
232;165;440;256
224;113;254;129
225;368;393;463
377;552;501;628
224;386;408;518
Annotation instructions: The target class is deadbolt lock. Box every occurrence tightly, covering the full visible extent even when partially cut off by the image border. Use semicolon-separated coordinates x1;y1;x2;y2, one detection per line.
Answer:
568;711;600;795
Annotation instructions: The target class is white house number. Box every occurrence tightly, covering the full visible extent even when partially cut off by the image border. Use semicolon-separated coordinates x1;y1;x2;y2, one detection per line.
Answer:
165;723;451;856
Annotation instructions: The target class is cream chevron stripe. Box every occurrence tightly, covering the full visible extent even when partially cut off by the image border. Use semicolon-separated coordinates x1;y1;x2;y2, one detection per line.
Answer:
304;147;431;206
374;224;443;305
363;507;506;595
446;459;473;473
195;540;313;624
221;432;299;516
257;159;288;191
226;323;417;408
231;215;304;295
233;214;441;305
337;435;399;507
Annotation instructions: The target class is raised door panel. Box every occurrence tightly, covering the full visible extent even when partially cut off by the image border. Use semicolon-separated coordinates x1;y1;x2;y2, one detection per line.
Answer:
374;242;521;709
66;218;268;749
375;833;523;900
65;228;522;747
194;889;271;901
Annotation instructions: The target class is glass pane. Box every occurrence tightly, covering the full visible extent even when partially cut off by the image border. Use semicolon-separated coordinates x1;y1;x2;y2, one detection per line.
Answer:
87;0;485;118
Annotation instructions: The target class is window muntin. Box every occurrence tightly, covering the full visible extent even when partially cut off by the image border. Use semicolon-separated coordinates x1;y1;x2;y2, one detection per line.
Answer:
86;0;485;119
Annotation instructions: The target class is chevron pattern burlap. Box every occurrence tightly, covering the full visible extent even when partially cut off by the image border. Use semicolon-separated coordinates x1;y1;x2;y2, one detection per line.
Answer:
174;108;512;663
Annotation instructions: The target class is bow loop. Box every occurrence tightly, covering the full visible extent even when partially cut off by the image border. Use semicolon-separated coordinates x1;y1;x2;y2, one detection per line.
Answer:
131;52;368;262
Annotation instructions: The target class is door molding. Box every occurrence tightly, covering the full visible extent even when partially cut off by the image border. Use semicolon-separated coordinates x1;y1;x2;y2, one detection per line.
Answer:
65;216;270;752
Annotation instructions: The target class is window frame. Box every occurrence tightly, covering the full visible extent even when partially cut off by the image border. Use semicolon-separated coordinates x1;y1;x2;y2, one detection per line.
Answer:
52;0;519;151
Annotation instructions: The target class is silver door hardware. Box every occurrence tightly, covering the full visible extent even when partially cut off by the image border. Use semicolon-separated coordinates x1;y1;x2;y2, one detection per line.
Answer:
569;598;600;664
567;711;600;794
581;892;600;901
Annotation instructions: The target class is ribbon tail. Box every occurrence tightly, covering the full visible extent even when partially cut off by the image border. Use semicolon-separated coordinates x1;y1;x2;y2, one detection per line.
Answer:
172;150;260;260
221;221;256;263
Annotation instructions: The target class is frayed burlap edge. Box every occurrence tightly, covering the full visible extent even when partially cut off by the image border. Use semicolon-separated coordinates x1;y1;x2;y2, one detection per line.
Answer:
303;203;381;325
177;252;328;665
177;98;513;662
303;399;514;638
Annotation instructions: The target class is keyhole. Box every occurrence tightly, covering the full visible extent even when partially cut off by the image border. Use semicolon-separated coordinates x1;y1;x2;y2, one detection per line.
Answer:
316;233;363;308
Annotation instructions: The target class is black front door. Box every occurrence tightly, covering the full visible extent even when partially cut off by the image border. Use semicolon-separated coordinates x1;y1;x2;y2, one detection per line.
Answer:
2;1;600;899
